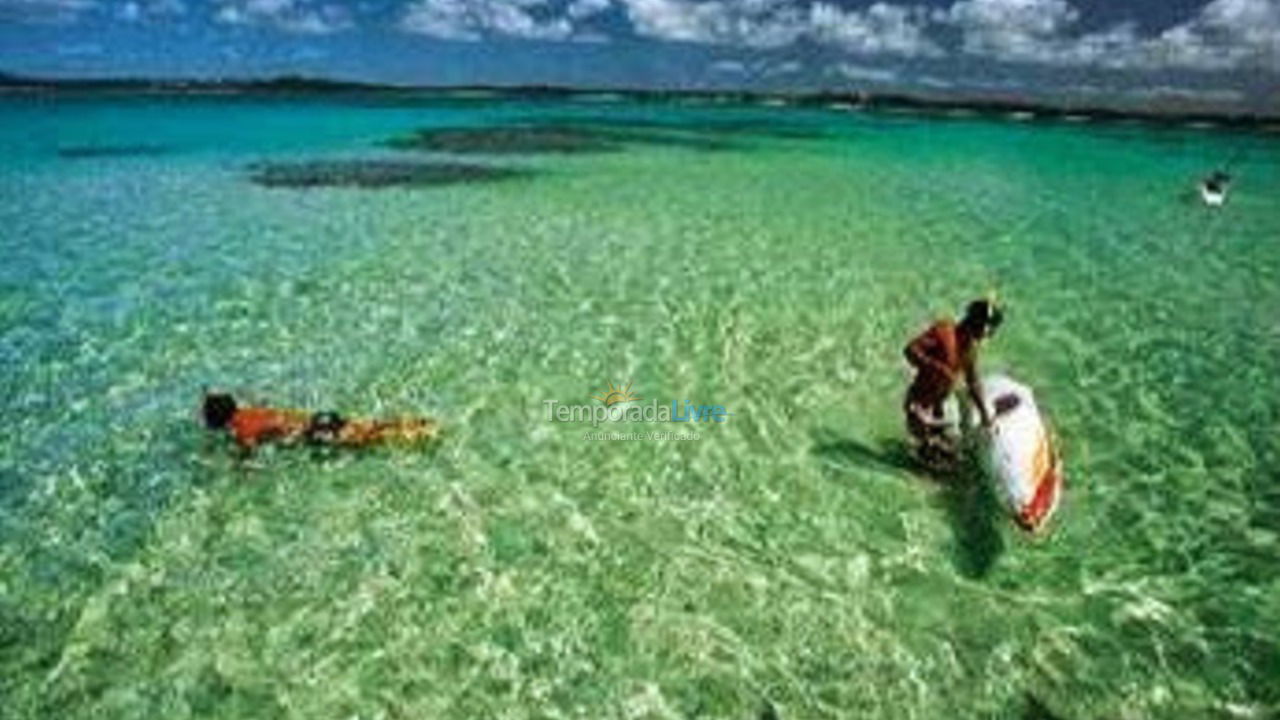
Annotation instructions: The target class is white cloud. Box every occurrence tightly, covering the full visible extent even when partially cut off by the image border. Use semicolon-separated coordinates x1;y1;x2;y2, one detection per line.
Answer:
621;0;806;49
917;74;956;89
215;0;351;34
618;0;938;55
827;61;900;83
940;0;1078;62
567;0;610;19
706;57;804;79
1137;0;1280;71
811;2;940;57
0;0;96;22
625;0;1278;73
708;58;747;74
766;59;803;76
0;0;185;23
940;0;1280;72
117;0;184;22
400;0;479;40
401;0;582;41
2;0;1277;80
390;0;1277;75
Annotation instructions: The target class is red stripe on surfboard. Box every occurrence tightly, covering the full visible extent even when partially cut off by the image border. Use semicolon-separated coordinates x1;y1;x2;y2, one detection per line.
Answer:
1018;456;1062;531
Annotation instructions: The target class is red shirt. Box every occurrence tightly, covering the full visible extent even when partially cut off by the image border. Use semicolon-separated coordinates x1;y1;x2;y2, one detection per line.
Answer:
904;319;977;405
228;407;310;448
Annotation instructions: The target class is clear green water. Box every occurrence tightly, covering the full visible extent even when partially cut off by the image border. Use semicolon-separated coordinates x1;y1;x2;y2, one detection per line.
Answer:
2;95;1278;719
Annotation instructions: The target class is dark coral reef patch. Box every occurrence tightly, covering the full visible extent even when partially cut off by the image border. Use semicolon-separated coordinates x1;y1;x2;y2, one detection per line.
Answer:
385;123;738;155
385;126;621;154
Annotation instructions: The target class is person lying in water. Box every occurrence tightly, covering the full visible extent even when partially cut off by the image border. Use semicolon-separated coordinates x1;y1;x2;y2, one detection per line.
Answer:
902;298;1003;462
201;391;439;452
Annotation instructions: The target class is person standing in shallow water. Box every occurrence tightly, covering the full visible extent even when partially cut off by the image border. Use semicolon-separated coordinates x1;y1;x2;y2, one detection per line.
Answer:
902;298;1003;463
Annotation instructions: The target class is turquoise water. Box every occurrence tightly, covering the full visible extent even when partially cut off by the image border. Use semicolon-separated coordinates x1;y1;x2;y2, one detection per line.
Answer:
2;94;1278;718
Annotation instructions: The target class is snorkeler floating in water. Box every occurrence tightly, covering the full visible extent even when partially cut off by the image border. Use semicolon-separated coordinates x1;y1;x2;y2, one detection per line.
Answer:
201;391;439;452
902;298;1003;464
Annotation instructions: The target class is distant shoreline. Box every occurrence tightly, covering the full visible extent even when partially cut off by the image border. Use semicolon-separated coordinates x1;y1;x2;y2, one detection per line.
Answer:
2;72;1276;131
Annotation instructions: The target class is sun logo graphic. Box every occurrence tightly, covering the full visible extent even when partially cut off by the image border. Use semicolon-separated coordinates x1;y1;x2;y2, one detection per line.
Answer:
592;380;640;407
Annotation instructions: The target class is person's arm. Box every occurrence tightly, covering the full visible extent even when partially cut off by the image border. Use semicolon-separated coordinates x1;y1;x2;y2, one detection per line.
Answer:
904;329;955;381
965;362;992;428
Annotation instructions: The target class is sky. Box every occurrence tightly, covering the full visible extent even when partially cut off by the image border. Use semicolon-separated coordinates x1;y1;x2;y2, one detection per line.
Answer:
0;0;1277;111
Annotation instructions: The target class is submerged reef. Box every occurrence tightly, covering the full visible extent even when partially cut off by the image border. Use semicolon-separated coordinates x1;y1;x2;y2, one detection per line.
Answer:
385;123;737;154
386;126;620;154
247;160;527;189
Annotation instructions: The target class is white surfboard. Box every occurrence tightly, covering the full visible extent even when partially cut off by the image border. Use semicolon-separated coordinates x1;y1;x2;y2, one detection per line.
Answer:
980;375;1063;533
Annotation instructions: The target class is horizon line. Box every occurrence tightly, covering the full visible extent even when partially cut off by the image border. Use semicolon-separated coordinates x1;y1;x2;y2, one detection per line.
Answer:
2;70;1276;125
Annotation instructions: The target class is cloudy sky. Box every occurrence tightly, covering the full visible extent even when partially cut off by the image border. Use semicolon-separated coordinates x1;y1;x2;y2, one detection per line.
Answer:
1;0;1277;110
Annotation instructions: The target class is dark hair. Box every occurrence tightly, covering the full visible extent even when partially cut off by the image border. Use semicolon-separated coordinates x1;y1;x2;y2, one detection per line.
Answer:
203;392;237;429
962;299;1003;337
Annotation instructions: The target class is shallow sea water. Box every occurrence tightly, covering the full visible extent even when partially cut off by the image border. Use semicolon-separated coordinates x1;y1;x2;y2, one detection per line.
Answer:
1;94;1278;719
